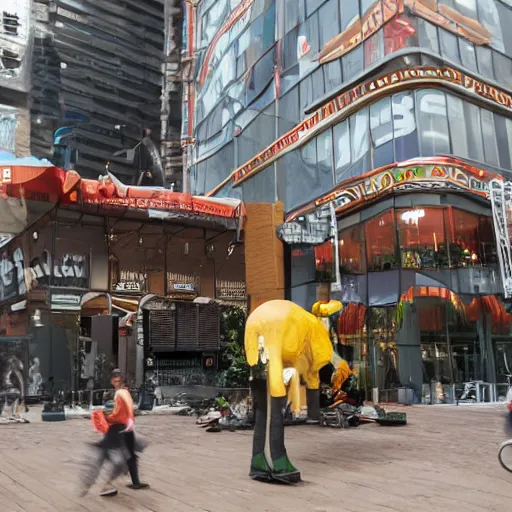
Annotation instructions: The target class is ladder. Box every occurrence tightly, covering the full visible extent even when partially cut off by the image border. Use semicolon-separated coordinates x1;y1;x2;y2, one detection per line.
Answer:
490;179;512;298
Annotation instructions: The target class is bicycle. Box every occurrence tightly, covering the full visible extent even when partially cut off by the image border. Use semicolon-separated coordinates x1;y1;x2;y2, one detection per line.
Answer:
499;438;512;472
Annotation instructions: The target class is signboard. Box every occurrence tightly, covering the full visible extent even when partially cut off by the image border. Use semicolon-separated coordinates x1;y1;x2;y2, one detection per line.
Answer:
50;294;81;311
311;159;492;216
213;66;512;191
173;283;196;292
115;282;142;292
276;205;332;245
114;271;146;293
28;251;89;290
167;273;198;296
215;280;246;300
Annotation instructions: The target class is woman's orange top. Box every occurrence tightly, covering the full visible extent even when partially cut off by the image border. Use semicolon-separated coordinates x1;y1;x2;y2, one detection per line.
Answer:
106;388;135;425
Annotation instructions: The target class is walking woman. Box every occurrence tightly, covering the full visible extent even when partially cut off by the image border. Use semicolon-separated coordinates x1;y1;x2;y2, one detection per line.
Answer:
80;369;149;497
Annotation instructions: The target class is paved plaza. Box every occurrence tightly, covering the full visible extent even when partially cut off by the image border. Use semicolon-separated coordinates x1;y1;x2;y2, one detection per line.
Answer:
0;405;511;511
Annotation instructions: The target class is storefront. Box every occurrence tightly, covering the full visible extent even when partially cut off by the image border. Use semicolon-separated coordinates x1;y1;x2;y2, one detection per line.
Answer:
0;158;246;398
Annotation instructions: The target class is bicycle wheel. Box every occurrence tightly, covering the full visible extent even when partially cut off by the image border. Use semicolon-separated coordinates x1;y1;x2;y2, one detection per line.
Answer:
498;440;512;472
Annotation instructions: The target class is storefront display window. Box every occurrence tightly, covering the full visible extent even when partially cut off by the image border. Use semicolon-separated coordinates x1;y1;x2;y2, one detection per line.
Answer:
339;224;365;274
397;208;448;269
450;208;479;267
365;210;397;271
314;240;335;282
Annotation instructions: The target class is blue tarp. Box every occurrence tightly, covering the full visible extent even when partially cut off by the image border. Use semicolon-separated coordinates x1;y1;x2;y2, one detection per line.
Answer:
0;151;53;167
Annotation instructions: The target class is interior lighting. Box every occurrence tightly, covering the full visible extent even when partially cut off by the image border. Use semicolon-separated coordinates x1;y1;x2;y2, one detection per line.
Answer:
401;209;425;224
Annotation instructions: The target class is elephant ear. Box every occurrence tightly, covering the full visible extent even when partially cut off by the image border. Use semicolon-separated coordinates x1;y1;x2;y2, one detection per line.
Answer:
308;316;334;371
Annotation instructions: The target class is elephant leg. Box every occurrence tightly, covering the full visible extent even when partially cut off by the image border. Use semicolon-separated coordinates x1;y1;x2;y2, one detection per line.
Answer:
269;396;301;484
249;379;272;481
306;388;321;423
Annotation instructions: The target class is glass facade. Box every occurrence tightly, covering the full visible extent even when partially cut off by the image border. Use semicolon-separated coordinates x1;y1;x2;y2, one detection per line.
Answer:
191;0;512;402
191;0;512;198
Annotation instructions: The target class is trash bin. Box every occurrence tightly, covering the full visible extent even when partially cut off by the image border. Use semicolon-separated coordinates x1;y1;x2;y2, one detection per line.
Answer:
398;387;414;405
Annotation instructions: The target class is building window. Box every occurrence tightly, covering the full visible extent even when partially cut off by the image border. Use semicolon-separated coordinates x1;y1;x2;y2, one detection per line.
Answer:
450;208;480;267
479;216;498;266
350;107;371;176
417;89;450;157
397;208;448;269
334;119;351;182
370;97;394;168
446;94;469;159
417;19;440;54
439;29;461;64
315;240;335;282
365;210;397;271
458;39;477;73
475;46;494;81
364;30;384;68
480;109;499;168
463;101;485;162
392;91;418;161
339;224;365;274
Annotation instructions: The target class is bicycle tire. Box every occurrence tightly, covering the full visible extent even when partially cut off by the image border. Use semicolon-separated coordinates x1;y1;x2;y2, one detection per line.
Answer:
498;440;512;472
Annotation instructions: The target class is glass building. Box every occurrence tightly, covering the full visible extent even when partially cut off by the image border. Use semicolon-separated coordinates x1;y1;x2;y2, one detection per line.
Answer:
186;0;512;402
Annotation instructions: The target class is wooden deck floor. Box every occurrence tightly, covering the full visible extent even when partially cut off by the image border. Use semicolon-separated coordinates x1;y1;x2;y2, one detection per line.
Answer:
0;405;511;511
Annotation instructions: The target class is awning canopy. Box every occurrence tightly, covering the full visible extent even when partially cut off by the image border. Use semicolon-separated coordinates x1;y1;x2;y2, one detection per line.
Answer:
0;154;245;233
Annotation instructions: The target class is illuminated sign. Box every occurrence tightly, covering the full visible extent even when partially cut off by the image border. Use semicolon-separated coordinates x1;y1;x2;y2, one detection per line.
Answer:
286;157;499;222
217;67;512;192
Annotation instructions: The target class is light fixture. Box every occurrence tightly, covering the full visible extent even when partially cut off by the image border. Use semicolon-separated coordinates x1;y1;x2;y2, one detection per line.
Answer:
138;236;144;246
401;209;425;224
32;309;44;328
32;231;39;241
206;243;215;255
184;242;190;255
